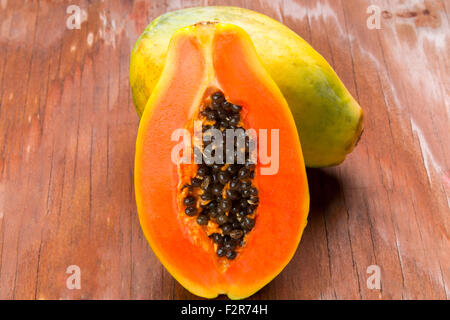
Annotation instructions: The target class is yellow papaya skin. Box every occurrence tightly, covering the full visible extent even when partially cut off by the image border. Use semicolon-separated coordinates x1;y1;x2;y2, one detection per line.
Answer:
130;6;363;167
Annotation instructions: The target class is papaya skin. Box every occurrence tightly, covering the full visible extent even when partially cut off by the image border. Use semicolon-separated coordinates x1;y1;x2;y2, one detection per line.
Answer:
130;6;363;168
135;23;309;299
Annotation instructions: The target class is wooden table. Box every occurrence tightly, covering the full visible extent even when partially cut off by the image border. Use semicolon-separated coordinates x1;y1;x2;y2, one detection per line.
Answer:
0;0;448;300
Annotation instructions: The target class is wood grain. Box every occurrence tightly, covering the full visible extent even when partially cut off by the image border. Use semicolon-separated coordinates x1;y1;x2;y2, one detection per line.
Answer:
0;0;448;300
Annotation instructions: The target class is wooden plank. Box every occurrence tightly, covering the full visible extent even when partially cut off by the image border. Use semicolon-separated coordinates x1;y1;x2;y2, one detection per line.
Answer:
0;0;448;299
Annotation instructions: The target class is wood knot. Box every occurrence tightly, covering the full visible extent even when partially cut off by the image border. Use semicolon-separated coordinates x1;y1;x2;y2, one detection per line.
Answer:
395;0;442;28
382;10;393;19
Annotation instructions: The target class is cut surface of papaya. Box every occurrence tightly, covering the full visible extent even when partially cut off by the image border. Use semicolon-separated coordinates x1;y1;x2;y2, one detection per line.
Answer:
135;23;309;299
130;6;364;168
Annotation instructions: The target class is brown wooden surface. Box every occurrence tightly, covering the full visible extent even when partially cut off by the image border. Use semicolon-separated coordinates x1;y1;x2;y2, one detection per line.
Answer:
0;0;448;300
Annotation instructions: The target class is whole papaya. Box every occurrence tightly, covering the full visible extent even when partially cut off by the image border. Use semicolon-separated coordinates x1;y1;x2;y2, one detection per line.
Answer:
130;6;363;167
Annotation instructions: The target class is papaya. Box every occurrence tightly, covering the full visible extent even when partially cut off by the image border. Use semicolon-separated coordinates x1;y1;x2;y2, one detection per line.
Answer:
134;22;309;299
130;6;363;168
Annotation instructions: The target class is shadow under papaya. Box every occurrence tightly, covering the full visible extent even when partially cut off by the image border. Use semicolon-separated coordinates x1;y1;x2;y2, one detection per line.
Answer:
306;168;342;219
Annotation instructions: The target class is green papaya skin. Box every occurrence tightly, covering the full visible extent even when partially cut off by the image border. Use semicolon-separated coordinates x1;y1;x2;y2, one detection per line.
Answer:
130;6;363;167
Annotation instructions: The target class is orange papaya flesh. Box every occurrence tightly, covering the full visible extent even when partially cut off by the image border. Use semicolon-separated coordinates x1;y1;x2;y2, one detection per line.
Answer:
135;23;309;299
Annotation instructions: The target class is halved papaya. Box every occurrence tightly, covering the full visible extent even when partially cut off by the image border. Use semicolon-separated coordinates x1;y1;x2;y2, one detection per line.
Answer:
135;22;309;299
